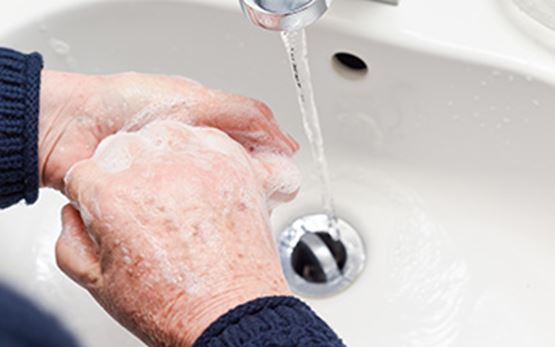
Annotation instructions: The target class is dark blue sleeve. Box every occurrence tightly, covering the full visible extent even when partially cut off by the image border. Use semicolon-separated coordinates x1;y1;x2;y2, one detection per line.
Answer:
0;47;43;209
0;284;80;347
193;296;345;347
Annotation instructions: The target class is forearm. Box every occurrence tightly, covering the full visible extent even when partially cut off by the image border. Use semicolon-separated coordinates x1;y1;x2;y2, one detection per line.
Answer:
1;49;342;347
0;55;88;207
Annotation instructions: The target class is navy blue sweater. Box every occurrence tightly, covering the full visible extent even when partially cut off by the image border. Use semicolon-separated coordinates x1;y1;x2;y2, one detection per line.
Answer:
0;48;345;347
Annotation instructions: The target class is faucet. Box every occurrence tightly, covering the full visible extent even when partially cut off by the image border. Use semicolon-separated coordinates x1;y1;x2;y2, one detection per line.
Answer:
239;0;399;32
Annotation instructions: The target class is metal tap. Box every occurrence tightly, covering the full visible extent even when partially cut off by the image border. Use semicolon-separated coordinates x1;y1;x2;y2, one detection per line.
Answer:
239;0;399;32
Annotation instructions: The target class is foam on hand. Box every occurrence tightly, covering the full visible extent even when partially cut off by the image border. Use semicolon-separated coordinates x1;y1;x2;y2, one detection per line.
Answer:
92;134;135;173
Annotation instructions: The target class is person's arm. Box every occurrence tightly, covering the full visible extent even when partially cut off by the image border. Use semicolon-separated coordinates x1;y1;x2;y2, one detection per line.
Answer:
0;284;79;347
1;47;343;347
0;48;42;208
1;47;297;206
193;296;344;346
59;120;345;347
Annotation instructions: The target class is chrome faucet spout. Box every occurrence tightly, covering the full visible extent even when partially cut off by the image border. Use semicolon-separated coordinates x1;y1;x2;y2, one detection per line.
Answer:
239;0;332;31
239;0;400;32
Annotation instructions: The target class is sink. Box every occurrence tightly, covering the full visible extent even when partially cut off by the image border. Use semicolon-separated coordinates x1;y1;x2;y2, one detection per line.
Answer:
1;0;555;346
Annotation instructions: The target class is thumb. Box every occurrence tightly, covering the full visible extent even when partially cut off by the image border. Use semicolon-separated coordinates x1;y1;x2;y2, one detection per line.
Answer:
253;152;302;209
55;204;102;290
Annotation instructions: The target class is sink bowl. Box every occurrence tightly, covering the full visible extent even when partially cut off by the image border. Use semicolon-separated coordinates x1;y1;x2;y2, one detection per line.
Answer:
2;0;555;346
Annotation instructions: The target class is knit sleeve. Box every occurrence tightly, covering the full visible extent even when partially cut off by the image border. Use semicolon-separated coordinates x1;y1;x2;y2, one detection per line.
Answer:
0;283;80;347
0;48;43;209
193;296;346;347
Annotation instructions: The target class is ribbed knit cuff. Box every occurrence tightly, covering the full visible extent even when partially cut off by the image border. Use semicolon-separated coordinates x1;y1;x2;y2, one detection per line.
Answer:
193;296;345;347
0;48;43;208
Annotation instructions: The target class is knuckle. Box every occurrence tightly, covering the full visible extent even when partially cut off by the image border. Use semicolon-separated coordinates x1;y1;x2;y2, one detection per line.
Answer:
254;100;273;117
64;161;89;198
248;99;273;120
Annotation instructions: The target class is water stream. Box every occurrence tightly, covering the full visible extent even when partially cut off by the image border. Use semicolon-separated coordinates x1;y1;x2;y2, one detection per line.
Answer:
281;29;339;238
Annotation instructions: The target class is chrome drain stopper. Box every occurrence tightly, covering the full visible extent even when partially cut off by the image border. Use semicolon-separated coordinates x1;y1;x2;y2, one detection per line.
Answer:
278;214;366;297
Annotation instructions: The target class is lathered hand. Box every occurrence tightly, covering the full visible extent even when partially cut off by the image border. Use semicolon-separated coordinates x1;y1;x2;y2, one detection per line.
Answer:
56;120;301;347
39;71;298;190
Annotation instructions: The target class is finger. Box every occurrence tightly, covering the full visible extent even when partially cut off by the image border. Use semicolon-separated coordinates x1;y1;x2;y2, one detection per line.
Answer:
112;74;299;155
253;152;302;208
55;204;102;289
91;132;145;173
64;159;104;207
193;92;299;155
63;132;143;205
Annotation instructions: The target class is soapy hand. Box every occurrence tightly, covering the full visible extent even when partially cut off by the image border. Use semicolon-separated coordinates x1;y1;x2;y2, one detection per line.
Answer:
39;71;298;190
56;120;301;347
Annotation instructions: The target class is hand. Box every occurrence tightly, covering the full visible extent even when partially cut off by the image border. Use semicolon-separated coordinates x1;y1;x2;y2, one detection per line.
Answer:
56;120;300;347
39;71;298;190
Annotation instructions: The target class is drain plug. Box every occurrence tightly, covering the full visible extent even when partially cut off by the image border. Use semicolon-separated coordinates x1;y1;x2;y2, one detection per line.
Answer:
278;214;366;297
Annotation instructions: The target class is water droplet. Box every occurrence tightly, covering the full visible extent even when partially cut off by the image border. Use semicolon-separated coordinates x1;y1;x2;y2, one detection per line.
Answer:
49;38;71;55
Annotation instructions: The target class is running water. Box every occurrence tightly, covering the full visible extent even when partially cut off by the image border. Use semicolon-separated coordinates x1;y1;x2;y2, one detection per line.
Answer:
281;29;339;238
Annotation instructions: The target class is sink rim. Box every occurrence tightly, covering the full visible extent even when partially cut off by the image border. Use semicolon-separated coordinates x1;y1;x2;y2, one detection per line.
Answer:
1;0;555;85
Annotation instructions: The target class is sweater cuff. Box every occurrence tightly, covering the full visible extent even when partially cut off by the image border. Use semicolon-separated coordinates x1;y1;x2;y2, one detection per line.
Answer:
193;296;345;347
0;48;43;208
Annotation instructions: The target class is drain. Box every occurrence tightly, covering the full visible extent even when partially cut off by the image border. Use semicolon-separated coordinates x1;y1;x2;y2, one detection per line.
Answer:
279;214;366;297
291;231;347;283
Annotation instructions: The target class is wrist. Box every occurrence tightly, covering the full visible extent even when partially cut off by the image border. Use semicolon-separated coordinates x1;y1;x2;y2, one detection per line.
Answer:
38;71;102;188
178;279;292;346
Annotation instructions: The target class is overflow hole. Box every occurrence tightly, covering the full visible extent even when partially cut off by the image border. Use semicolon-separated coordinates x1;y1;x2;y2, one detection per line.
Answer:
333;52;368;79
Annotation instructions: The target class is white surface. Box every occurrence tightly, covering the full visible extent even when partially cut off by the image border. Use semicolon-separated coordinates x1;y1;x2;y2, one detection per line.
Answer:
2;0;555;80
514;0;555;31
1;0;555;346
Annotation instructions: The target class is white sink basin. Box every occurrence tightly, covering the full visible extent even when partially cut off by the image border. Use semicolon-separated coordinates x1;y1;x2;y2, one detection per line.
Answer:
2;0;555;346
